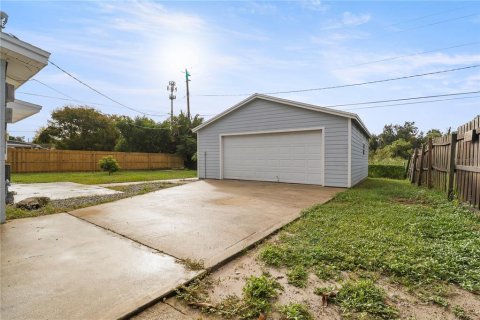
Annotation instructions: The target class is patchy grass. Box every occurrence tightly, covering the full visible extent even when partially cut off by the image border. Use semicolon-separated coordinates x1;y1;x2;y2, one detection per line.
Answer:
6;182;175;220
11;169;196;185
335;279;399;319
258;179;480;295
177;273;283;319
241;274;283;317
286;266;308;288
452;305;473;320
182;258;205;271
278;303;313;320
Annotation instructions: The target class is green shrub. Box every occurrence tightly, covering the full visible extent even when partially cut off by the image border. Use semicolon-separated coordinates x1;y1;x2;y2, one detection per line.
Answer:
99;155;120;175
368;165;406;179
279;303;313;320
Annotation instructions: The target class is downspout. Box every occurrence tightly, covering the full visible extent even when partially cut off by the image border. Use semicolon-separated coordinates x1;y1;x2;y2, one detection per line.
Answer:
1;59;7;223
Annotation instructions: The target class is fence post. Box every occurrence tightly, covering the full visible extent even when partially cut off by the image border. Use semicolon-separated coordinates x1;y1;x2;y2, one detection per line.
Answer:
447;133;457;200
417;144;425;186
427;138;433;189
410;149;418;183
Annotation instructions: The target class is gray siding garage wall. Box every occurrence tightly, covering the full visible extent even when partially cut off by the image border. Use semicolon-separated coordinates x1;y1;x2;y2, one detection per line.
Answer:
351;121;369;186
197;99;349;187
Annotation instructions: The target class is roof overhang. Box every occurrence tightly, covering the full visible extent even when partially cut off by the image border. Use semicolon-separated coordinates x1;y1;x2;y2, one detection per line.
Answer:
192;94;371;137
0;32;50;88
7;99;42;123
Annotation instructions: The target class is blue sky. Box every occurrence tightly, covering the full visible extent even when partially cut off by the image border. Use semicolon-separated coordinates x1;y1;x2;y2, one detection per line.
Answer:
3;0;480;140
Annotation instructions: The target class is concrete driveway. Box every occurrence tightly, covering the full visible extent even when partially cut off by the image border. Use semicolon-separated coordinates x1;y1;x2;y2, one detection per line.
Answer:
71;180;343;268
1;213;199;320
2;180;342;320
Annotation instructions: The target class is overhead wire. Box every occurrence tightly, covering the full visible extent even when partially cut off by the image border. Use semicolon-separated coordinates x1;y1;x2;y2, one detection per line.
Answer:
47;60;168;117
196;64;480;97
343;94;480;111
340;41;480;68
16;92;171;116
323;90;480;109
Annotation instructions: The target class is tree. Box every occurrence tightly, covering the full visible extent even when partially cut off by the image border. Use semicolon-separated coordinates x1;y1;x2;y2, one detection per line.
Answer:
424;129;442;142
114;116;173;153
382;139;413;159
33;106;119;151
369;134;380;153
8;135;25;142
99;155;120;175
170;112;203;168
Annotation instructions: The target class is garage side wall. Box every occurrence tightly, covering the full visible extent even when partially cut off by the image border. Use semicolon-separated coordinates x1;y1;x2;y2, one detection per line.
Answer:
351;122;369;186
197;99;349;187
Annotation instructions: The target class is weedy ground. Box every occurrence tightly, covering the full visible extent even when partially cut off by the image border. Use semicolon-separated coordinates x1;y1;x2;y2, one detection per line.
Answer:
137;178;480;320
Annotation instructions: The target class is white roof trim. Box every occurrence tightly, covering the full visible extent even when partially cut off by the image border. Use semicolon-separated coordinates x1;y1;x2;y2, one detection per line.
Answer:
0;32;50;65
193;94;371;137
7;99;42;123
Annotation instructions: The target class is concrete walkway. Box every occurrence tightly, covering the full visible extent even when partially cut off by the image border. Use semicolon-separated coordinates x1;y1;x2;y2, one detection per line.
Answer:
10;182;122;203
71;180;343;268
0;214;199;320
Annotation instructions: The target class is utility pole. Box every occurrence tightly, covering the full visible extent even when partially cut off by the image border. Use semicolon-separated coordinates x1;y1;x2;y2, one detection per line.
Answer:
185;68;191;119
167;81;177;129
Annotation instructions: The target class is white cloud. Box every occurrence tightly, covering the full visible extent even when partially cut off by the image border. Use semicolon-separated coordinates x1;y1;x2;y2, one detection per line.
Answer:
342;12;371;26
301;0;328;12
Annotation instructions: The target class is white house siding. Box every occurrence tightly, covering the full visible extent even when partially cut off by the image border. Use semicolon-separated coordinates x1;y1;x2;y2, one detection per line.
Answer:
351;122;369;186
197;99;349;187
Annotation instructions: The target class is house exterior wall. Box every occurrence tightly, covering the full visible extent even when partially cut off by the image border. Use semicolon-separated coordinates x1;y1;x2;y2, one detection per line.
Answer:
197;99;350;187
351;121;369;186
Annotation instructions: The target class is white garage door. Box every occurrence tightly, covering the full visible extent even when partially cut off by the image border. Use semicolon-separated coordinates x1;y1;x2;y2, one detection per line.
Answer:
222;130;323;185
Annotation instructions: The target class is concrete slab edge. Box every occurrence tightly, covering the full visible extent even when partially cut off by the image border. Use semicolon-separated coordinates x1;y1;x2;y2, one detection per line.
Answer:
106;193;342;319
117;270;208;320
66;212;184;263
118;215;305;319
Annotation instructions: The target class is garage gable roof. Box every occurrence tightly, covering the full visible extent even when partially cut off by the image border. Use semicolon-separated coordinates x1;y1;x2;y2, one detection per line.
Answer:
192;94;370;137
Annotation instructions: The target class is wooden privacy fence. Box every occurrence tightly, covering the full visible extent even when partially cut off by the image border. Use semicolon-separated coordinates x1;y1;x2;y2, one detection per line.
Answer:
407;116;480;210
6;149;184;173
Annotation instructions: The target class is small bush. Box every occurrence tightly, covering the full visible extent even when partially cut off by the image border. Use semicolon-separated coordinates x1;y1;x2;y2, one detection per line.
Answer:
99;155;120;175
368;165;406;179
287;266;308;288
279;303;313;320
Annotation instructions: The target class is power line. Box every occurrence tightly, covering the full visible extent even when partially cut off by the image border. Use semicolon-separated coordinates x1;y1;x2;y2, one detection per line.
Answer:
341;41;480;69
48;60;167;117
390;13;478;34
323;90;480;109
16;91;171;117
384;5;470;28
31;78;76;100
343;94;480;111
196;64;480;97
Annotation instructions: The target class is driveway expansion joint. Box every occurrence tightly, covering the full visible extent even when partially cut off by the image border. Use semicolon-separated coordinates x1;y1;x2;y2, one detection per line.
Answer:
65;211;186;264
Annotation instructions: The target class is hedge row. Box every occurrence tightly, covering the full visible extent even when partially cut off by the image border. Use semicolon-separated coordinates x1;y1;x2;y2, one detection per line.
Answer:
368;165;406;180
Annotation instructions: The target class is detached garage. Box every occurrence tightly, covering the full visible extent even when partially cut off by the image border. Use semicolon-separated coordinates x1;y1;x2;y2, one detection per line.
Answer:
193;94;370;188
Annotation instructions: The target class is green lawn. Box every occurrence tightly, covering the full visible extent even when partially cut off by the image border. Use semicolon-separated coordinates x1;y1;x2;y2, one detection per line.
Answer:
259;179;480;295
11;169;197;185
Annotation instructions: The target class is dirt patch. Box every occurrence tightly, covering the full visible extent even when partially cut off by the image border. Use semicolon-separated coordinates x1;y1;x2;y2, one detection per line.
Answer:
135;239;479;320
